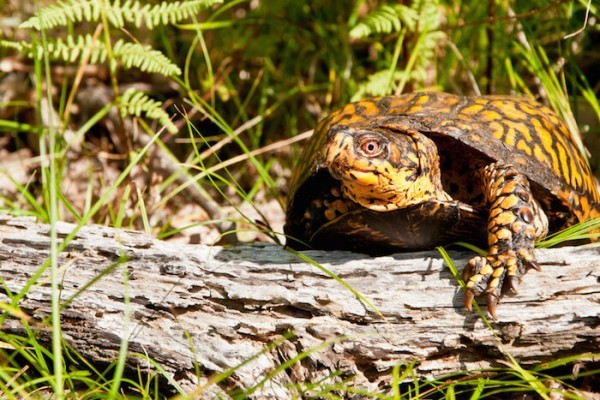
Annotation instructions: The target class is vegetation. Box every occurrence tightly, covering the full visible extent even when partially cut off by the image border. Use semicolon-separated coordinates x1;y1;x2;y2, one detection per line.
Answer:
0;0;598;398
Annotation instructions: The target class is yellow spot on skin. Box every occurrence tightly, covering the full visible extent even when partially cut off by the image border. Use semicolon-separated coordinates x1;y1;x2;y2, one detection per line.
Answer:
489;121;505;141
555;142;570;184
503;126;516;147
480;110;503;121
489;235;498;246
388;96;417;114
547;113;560;127
496;228;512;240
500;195;519;210
533;144;548;166
494;211;517;226
579;196;589;217
361;102;384;117
489;207;502;219
516;139;532;156
490;180;504;198
490;101;528;120
480;264;494;275
512;122;533;143
519;103;540;117
415;94;429;105
462;104;485;115
533;119;560;169
351;170;380;186
511;221;525;233
488;277;500;290
503;180;519;193
576;161;589;187
445;96;460;106
506;263;518;275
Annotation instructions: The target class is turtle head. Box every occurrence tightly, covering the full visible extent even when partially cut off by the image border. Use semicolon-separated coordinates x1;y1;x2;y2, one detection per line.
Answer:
321;125;448;211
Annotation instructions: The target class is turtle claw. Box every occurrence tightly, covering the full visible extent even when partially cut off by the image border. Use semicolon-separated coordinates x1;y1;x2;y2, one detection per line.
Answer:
506;274;521;294
464;289;475;311
463;249;538;317
486;292;499;319
528;261;542;272
517;248;542;272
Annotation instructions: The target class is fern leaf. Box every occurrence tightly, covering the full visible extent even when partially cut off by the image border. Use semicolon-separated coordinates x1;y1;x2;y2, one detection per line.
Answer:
113;40;182;76
21;0;99;30
128;0;222;29
352;70;403;100
21;0;222;30
410;0;445;72
120;88;177;134
0;40;24;52
412;0;441;32
1;35;181;76
350;4;417;39
1;35;102;62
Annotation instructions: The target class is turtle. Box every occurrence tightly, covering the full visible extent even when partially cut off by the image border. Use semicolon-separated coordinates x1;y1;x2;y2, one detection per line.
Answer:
284;91;600;316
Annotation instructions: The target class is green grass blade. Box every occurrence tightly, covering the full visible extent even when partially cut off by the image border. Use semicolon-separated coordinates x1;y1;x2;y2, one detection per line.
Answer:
537;218;600;248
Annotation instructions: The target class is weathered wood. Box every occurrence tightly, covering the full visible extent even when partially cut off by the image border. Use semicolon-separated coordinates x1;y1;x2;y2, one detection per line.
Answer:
0;215;598;398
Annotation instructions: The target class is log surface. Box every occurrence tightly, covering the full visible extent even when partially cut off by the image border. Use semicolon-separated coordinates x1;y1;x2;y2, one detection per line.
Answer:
0;215;598;398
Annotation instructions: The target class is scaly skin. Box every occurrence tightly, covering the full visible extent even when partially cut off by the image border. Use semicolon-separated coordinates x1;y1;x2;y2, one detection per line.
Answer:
463;163;549;317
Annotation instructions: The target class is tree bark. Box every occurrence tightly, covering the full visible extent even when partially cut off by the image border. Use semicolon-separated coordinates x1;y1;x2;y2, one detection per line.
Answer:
0;215;598;398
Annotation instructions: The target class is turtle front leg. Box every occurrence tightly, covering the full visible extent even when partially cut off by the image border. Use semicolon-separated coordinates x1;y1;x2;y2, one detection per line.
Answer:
462;163;549;317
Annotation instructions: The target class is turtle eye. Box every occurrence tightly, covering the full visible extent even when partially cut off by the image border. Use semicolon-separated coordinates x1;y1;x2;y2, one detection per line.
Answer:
362;140;380;154
357;136;386;157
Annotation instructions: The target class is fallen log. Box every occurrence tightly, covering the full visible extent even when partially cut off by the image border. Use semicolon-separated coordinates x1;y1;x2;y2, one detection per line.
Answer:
0;215;598;398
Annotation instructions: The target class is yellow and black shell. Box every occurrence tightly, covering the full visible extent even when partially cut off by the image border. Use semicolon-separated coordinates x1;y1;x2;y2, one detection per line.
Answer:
284;92;600;254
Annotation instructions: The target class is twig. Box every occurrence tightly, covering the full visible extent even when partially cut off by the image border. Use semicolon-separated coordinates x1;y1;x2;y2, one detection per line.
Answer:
189;129;314;177
446;0;571;30
564;0;592;39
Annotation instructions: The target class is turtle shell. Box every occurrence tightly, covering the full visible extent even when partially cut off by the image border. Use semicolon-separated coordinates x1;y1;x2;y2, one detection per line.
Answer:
284;92;600;253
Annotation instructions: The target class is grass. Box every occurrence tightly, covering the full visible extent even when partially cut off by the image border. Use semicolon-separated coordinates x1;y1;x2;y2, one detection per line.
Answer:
0;0;599;398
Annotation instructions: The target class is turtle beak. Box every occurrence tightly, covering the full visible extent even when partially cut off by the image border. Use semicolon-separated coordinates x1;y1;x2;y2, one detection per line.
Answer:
321;128;354;180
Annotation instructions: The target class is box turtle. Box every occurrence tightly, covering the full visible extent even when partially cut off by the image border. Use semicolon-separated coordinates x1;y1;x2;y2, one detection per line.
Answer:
284;92;600;316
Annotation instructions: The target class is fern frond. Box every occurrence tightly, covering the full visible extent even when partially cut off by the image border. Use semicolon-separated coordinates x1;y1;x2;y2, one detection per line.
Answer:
410;0;445;71
1;35;103;63
20;0;98;30
350;4;417;39
0;40;26;53
113;40;182;76
120;88;177;134
1;35;181;76
115;0;223;29
352;70;404;100
351;0;445;97
412;0;441;32
21;0;222;30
